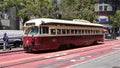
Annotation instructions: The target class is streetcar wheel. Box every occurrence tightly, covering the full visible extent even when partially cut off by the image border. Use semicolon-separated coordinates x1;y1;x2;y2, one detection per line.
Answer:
69;44;75;49
59;45;67;50
26;48;32;53
93;41;98;45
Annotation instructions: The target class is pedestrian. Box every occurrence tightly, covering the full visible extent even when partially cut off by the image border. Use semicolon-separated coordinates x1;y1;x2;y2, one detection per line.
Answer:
117;31;120;36
3;33;11;50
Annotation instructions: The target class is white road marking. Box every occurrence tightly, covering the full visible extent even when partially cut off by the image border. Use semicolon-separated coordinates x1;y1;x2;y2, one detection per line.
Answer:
55;54;61;57
55;53;68;57
62;53;68;55
56;57;64;60
44;53;68;59
85;55;92;58
70;59;77;62
79;57;86;60
44;56;53;58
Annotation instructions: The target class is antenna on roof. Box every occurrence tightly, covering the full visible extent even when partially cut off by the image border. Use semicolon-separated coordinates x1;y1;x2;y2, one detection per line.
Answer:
41;20;45;24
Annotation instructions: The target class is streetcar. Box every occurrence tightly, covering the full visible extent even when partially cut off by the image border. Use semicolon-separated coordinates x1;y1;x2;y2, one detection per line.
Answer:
23;18;104;52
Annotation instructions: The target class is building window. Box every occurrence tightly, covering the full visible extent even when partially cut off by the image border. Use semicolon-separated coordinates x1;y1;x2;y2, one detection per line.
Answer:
99;6;103;11
104;6;107;11
104;0;107;3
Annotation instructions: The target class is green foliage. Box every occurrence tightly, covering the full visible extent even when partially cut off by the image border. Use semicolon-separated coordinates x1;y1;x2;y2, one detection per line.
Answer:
2;0;52;19
110;10;120;27
2;0;98;22
3;0;24;7
19;0;52;19
0;0;5;12
59;0;97;22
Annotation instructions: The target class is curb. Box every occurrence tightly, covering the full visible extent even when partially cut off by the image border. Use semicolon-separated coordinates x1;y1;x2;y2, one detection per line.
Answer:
0;48;24;54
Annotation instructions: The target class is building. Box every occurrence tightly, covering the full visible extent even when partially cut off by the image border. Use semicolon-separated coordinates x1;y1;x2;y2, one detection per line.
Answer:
0;0;22;30
94;0;120;33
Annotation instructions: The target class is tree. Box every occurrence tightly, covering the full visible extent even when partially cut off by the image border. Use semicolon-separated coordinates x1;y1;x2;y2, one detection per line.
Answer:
19;0;52;19
109;10;120;39
1;0;22;30
2;0;52;25
59;0;98;22
0;0;5;12
2;0;98;23
110;10;120;27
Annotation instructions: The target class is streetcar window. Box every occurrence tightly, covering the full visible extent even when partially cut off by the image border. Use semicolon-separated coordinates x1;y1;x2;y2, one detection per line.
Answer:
24;26;38;35
26;23;35;26
96;30;98;34
88;30;90;34
24;27;31;34
62;29;66;34
71;30;74;34
67;30;70;34
42;27;49;34
51;29;56;34
57;29;61;34
93;30;96;34
39;26;42;34
82;30;84;34
92;30;94;34
79;30;81;34
91;30;93;34
29;27;38;35
75;30;77;34
85;30;87;34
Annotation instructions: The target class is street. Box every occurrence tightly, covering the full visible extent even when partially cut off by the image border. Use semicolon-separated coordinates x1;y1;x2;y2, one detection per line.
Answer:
70;51;120;68
0;37;120;68
0;0;120;68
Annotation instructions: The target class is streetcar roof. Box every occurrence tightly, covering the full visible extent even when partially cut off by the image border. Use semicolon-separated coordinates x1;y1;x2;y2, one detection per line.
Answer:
25;18;104;27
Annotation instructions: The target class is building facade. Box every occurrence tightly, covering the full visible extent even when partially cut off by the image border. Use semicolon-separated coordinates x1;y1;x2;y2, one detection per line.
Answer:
94;0;120;33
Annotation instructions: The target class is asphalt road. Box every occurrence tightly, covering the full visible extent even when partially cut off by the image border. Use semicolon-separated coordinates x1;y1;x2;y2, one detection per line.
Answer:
70;50;120;68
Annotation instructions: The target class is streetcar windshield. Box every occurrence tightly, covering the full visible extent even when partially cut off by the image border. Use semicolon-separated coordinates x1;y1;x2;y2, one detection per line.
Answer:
24;26;38;35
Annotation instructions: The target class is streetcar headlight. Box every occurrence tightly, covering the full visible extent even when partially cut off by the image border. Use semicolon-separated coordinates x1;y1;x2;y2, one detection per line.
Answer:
26;40;29;44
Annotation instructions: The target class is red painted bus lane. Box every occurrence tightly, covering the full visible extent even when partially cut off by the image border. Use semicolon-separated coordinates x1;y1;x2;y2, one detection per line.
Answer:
0;41;115;63
4;44;120;68
0;40;120;68
0;39;119;63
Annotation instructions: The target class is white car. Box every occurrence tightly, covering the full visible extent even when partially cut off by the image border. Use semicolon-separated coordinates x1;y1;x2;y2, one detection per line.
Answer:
0;30;23;48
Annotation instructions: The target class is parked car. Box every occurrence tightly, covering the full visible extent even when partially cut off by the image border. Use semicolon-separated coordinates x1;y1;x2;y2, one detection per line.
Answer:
105;33;111;39
0;30;23;48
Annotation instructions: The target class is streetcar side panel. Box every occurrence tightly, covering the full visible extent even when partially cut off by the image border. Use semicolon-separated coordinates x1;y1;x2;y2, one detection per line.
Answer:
24;34;104;51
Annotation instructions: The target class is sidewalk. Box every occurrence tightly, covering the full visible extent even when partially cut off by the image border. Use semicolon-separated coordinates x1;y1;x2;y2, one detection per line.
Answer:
105;36;120;41
0;47;24;54
116;36;120;39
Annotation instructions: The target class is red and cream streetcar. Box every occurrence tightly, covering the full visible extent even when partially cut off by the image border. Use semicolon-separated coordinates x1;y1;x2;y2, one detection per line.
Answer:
23;18;104;52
